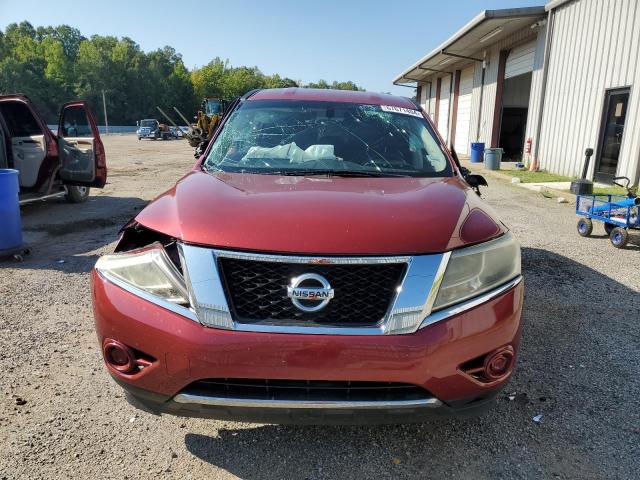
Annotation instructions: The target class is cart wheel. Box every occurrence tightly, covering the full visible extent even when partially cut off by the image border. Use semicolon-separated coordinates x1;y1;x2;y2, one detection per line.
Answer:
609;227;629;248
577;218;593;237
604;223;615;235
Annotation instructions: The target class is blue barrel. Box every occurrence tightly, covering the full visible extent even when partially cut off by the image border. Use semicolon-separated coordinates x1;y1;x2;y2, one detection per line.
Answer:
470;142;485;163
0;169;24;254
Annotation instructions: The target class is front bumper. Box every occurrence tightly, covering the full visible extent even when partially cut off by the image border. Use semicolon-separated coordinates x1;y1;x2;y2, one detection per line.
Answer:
137;131;157;138
92;271;524;424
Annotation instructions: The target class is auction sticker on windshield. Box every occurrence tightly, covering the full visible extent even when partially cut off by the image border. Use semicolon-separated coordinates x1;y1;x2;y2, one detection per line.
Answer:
380;105;423;118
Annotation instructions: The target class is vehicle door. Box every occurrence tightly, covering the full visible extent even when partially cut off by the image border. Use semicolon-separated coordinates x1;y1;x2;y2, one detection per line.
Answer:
58;101;107;187
0;98;48;188
0;117;7;169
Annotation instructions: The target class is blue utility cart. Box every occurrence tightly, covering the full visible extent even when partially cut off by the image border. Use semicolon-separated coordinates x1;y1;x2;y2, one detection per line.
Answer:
575;176;639;248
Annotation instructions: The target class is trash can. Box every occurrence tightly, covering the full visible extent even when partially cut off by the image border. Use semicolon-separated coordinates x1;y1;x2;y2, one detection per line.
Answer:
0;169;24;256
484;148;504;170
470;142;485;163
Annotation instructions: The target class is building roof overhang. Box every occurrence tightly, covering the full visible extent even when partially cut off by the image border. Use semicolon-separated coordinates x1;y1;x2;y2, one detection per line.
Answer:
545;0;572;11
393;7;546;85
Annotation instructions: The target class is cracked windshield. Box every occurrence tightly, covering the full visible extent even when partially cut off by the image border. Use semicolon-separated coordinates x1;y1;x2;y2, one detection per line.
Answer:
203;100;452;177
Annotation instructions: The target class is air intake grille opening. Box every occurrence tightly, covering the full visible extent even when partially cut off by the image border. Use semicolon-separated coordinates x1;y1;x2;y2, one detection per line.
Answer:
184;379;431;402
217;257;406;326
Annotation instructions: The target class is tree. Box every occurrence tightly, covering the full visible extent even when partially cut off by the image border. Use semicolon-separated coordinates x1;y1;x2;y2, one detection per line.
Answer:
36;25;84;60
0;22;365;124
306;79;363;91
264;75;298;89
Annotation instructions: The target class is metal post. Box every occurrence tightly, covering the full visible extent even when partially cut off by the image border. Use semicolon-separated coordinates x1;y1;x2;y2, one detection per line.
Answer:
102;90;109;135
581;148;594;179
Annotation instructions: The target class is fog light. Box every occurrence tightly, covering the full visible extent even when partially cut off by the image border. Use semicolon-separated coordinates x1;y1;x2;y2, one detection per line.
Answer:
103;339;136;374
483;347;514;381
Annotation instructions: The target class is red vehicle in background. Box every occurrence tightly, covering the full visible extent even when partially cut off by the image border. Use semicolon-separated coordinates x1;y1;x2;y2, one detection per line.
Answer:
0;94;107;204
92;88;522;424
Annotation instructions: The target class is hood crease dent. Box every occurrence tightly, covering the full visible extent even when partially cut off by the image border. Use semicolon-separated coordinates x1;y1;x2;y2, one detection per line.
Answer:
135;171;504;255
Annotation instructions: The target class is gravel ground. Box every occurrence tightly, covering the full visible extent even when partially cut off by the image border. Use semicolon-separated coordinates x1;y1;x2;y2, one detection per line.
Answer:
1;135;638;479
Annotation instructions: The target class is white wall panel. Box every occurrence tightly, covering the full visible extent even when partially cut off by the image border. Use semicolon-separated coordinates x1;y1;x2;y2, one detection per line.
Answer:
538;0;640;184
437;75;451;143
524;23;548;162
419;78;437;121
454;66;474;155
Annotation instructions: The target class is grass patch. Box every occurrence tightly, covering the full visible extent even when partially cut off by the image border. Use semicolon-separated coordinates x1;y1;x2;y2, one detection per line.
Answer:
501;170;573;183
591;186;629;196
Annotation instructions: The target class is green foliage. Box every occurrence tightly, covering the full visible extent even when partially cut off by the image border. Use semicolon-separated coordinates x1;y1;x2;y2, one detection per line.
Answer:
189;58;354;102
0;21;364;125
306;79;363;91
501;170;573;183
590;186;629;196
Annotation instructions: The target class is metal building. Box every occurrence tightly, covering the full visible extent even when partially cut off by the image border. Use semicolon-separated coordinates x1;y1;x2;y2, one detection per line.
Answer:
394;0;640;186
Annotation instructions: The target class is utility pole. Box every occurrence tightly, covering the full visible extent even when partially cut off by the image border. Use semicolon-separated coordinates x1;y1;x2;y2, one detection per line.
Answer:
102;89;109;135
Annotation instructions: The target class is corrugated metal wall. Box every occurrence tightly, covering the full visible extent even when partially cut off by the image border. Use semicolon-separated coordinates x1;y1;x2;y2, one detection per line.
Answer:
438;74;452;143
454;66;475;155
470;28;539;145
419;28;539;152
418;80;436;120
538;0;640;183
524;23;548;162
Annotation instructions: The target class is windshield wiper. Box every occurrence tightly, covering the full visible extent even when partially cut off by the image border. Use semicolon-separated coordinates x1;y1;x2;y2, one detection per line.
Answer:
274;169;409;177
204;165;411;177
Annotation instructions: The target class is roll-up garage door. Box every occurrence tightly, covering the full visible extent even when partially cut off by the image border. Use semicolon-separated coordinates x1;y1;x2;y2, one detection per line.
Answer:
505;40;535;79
454;65;474;155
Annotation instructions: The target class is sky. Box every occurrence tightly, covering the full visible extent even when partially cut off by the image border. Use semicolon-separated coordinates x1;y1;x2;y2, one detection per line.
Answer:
0;0;543;96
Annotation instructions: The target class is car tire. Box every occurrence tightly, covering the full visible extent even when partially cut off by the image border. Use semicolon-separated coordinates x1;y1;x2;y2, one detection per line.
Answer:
577;218;592;237
604;223;616;235
609;227;629;248
66;185;90;203
138;137;141;141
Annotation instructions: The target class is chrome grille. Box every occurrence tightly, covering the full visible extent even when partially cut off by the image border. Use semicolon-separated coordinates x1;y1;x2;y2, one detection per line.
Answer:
217;257;406;326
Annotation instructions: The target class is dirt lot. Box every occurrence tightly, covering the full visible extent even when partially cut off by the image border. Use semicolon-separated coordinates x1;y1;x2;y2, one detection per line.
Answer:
1;135;638;479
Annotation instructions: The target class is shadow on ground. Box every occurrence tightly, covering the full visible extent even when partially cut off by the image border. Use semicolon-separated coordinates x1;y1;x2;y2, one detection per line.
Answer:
579;230;640;251
0;194;147;273
183;247;639;479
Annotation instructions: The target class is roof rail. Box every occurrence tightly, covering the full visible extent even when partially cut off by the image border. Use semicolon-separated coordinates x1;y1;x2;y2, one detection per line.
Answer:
241;89;262;100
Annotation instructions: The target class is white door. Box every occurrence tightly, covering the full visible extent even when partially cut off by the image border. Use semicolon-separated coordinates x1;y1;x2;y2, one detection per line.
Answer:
437;75;451;142
454;66;474;155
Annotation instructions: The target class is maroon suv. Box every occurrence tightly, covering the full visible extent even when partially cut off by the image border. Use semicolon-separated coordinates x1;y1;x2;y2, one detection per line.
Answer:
92;88;523;424
0;94;107;204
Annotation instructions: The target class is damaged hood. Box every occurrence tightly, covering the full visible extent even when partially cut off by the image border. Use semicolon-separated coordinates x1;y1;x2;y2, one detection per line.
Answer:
135;170;505;255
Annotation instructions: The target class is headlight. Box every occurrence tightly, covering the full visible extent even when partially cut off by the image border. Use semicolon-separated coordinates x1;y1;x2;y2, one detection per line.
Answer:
432;232;521;310
95;243;189;304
